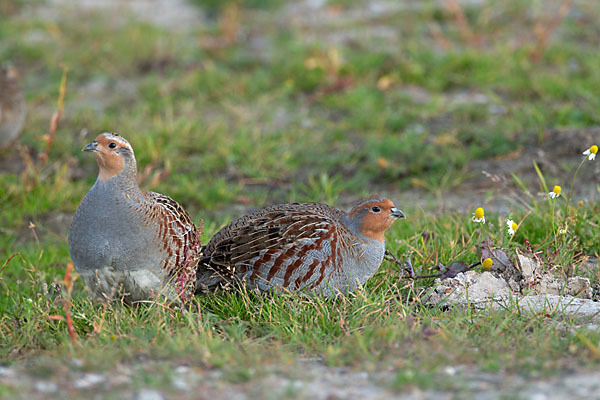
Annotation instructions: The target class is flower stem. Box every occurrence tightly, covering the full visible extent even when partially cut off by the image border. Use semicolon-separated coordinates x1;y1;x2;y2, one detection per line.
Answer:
562;157;586;229
551;199;556;247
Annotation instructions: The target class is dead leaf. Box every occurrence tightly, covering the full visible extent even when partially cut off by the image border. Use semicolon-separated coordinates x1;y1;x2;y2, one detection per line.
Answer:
479;237;513;271
440;261;469;279
377;157;390;169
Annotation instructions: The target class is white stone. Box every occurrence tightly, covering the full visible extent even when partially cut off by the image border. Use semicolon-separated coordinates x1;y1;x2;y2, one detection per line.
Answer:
35;381;58;393
517;255;540;279
0;366;16;379
427;271;511;305
132;389;164;400
73;373;105;389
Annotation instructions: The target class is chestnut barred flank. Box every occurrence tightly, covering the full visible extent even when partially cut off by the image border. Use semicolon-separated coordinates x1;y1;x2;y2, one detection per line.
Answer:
197;198;404;296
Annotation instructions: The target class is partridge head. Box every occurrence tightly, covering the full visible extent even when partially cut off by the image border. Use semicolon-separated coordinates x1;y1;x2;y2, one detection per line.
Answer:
69;133;202;303
81;132;136;182
197;197;404;296
346;197;405;243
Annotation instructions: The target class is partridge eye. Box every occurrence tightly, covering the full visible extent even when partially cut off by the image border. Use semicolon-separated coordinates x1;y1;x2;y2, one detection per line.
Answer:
371;206;381;213
108;142;117;149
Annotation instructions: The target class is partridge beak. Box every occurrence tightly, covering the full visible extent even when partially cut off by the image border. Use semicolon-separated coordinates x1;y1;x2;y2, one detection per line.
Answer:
390;208;405;218
82;141;99;152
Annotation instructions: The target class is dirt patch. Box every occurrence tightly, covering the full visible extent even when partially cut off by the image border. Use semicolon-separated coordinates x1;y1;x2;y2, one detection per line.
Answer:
2;356;600;399
26;0;205;31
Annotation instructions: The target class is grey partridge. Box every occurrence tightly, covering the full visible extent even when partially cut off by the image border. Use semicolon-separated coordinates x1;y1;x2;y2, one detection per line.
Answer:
0;66;26;150
197;197;404;296
68;133;202;303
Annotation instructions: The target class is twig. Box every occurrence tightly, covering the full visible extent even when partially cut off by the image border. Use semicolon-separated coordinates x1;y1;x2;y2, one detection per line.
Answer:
385;250;482;279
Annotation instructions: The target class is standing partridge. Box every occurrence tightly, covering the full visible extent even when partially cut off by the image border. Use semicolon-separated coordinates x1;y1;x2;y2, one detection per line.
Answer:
68;133;202;303
197;197;404;296
0;66;26;150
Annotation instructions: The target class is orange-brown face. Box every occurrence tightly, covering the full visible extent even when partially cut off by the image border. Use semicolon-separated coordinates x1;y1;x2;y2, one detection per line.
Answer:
83;133;134;182
350;198;405;243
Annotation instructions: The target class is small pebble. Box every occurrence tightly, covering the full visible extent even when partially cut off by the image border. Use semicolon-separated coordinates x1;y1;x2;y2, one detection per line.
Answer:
35;381;58;393
73;373;105;389
132;389;164;400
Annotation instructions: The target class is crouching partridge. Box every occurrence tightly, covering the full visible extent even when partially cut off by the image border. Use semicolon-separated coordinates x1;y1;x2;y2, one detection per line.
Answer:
0;66;27;151
69;133;202;303
197;197;404;296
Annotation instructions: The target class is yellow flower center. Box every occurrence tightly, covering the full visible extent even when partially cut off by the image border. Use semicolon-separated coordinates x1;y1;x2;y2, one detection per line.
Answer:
474;207;484;219
590;145;598;155
552;185;561;195
511;222;518;231
482;258;493;269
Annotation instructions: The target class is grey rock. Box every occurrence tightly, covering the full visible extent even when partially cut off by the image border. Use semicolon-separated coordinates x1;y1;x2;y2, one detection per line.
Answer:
520;260;592;299
427;256;594;307
509;294;600;322
566;276;593;299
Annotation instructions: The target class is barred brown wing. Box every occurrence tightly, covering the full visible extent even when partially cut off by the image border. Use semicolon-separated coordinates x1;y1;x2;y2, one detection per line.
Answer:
201;203;350;290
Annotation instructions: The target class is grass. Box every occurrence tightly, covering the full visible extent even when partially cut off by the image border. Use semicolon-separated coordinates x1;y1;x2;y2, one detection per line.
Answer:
1;0;600;395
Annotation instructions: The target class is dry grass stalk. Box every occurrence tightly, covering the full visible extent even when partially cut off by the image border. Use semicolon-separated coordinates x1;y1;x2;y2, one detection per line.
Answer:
0;252;25;276
444;0;480;47
49;262;78;345
530;0;575;61
39;64;68;168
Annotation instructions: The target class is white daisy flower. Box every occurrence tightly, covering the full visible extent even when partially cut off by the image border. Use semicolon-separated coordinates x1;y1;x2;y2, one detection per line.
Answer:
506;219;518;236
472;207;485;224
583;145;598;161
548;185;561;199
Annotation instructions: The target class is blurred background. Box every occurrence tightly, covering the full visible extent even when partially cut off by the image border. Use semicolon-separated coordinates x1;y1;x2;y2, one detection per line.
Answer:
1;0;599;245
1;3;600;396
